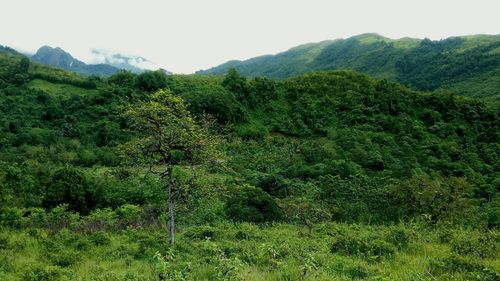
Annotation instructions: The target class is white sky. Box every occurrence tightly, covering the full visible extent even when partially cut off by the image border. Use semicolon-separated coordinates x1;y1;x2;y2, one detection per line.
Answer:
1;0;499;73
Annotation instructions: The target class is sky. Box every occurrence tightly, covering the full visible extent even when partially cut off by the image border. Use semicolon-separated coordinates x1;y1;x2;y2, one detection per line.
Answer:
1;0;499;74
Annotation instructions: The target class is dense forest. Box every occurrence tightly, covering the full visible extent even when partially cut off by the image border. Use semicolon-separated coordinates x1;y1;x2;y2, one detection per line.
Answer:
199;34;500;101
0;44;499;280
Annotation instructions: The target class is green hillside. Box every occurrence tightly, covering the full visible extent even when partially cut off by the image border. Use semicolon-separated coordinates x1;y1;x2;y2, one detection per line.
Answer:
0;49;499;280
199;33;500;101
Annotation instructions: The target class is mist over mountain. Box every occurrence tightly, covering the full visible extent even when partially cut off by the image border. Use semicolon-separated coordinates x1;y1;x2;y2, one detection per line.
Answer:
89;49;160;73
30;46;169;76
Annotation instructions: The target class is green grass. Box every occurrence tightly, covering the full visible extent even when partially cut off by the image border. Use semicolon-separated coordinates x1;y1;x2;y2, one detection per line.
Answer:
1;222;498;280
27;79;98;98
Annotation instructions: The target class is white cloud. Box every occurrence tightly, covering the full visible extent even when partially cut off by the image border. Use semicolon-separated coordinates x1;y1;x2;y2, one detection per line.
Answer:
1;0;499;73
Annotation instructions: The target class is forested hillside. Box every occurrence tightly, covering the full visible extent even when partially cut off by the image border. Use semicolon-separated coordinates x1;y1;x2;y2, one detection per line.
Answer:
0;47;499;280
199;34;500;101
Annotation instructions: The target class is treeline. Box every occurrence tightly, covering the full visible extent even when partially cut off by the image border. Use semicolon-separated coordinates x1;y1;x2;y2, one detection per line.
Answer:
200;34;500;100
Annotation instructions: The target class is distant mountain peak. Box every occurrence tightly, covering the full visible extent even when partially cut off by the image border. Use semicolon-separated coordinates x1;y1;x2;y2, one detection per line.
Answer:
31;45;118;76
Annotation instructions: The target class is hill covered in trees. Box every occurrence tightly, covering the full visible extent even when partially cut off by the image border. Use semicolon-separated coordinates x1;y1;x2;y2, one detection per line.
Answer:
199;33;500;101
0;45;499;280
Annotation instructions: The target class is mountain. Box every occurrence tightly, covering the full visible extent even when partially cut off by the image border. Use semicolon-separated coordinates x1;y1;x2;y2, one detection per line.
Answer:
198;33;500;100
31;45;120;76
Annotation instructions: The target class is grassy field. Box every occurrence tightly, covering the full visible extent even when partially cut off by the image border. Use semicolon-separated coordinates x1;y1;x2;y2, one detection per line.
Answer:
1;222;498;281
27;79;98;98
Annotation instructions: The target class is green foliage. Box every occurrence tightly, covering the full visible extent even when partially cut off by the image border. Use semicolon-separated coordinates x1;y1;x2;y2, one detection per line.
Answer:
331;234;396;261
226;185;282;222
390;175;476;222
135;70;168;92
200;34;500;100
0;46;499;279
43;166;91;214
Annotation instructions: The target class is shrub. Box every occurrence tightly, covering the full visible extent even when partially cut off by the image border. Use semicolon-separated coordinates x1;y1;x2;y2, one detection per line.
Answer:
24;207;48;228
451;230;499;258
1;207;24;227
46;204;80;231
84;208;118;232
117;204;141;227
429;255;499;281
0;233;11;249
43;166;91;214
184;225;218;240
226;185;282;223
23;265;70;281
331;234;396;260
89;231;111;246
255;174;289;198
48;249;80;267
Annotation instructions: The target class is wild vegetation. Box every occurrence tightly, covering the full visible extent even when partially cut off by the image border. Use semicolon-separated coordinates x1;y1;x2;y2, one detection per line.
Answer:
0;45;499;280
199;34;500;101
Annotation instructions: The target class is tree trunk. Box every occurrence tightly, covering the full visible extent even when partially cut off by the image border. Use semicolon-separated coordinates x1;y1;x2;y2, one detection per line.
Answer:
168;172;175;245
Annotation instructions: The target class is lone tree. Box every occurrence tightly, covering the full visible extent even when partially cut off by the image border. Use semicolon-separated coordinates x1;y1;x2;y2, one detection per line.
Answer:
123;89;219;244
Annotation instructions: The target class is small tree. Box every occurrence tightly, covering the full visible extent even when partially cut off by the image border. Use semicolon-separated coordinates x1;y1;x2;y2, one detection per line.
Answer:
123;89;219;244
19;57;30;73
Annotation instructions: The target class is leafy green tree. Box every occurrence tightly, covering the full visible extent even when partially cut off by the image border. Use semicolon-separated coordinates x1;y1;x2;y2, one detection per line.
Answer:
19;57;30;73
123;89;219;244
226;185;282;223
43;166;90;214
222;68;248;100
135;70;168;92
390;175;476;222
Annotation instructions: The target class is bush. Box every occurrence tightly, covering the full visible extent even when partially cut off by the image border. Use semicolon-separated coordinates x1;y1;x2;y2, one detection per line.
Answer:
255;174;289;198
1;207;24;227
184;225;218;240
24;207;48;228
48;249;80;267
84;208;118;232
117;204;141;227
451;230;499;258
89;231;111;246
46;204;80;231
331;233;396;260
23;265;70;281
226;185;282;223
43;166;92;214
429;255;499;281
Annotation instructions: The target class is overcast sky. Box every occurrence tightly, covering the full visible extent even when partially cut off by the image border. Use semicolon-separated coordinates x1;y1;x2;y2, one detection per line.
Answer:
1;0;499;73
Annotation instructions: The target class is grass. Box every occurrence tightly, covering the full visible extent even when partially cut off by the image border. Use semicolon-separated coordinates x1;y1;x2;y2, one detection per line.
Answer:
0;222;498;280
27;79;98;98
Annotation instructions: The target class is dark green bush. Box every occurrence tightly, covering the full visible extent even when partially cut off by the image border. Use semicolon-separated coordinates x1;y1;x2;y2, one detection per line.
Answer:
43;166;91;214
226;185;282;223
135;70;168;92
255;174;289;198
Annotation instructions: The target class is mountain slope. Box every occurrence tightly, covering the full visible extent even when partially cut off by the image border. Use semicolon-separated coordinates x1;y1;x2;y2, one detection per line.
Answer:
31;45;120;76
199;33;500;100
